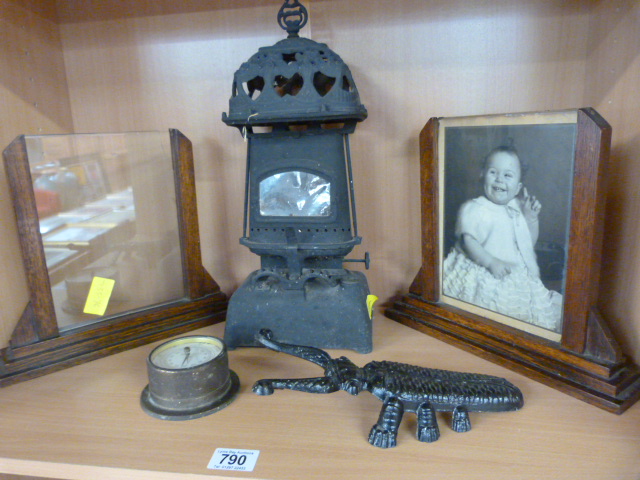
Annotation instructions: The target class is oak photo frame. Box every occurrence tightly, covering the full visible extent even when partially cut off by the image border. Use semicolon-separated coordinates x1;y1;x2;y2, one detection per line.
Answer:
387;108;640;413
1;129;227;387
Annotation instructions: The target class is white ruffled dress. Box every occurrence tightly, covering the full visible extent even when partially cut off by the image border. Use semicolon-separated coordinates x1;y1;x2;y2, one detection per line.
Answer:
442;196;563;332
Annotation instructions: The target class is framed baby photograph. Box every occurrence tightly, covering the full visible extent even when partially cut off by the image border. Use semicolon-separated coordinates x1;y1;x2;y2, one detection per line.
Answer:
386;108;640;413
439;112;575;343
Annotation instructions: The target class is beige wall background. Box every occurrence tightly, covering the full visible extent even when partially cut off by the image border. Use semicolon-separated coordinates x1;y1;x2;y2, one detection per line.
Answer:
0;0;638;363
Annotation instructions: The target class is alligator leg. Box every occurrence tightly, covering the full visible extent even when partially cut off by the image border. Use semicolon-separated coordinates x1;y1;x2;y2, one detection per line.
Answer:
253;377;339;395
416;402;440;442
451;405;471;433
368;396;404;448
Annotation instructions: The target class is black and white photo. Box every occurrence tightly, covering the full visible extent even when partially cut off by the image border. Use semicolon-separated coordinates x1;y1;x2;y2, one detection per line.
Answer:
439;115;576;339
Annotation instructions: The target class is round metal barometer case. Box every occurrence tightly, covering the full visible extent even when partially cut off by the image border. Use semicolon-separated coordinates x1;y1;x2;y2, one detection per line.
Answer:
140;336;239;421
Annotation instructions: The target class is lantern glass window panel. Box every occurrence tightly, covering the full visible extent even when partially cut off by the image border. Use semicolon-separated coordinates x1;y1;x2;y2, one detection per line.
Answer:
259;170;331;217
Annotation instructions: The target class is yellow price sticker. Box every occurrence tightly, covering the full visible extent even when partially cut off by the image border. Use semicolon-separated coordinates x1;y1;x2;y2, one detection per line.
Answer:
366;294;378;319
83;276;116;316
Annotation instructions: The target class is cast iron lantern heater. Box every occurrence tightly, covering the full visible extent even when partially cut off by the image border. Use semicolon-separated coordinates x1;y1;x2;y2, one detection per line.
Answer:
222;0;372;353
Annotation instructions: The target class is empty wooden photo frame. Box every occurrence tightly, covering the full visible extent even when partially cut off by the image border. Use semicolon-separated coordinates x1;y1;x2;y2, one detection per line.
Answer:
1;129;227;387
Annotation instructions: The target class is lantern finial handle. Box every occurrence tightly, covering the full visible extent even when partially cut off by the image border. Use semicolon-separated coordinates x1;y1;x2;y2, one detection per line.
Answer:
278;0;308;37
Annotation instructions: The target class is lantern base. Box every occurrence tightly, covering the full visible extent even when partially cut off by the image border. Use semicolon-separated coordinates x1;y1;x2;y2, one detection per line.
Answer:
224;269;372;353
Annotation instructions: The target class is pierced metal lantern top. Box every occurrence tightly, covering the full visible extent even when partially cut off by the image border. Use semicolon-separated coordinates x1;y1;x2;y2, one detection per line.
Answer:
222;4;367;128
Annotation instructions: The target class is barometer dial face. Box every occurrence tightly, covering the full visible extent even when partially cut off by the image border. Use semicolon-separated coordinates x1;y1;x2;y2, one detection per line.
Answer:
150;336;223;369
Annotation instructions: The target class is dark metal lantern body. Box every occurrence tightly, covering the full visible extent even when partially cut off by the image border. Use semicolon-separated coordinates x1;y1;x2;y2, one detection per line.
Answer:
222;15;372;352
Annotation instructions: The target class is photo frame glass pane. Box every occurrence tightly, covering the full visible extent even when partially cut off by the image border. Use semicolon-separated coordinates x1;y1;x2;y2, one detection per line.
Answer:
26;132;185;332
439;112;577;342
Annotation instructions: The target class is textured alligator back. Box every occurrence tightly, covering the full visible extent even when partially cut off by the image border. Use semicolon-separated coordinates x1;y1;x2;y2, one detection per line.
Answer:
364;361;523;412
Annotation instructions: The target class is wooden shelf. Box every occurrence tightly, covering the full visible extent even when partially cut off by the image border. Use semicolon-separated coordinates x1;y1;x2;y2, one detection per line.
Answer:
1;1;640;478
0;315;638;480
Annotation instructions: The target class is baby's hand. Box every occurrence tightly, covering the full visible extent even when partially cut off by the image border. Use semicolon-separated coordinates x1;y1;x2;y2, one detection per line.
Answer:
487;259;513;279
520;187;541;223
